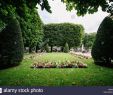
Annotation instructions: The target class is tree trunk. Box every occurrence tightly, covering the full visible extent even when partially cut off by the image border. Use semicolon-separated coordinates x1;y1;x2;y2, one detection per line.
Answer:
61;46;63;52
36;45;39;53
106;58;111;64
51;46;53;52
29;47;32;53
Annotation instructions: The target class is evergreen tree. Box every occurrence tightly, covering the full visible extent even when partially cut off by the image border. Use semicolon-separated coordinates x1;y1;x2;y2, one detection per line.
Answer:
45;43;50;52
63;43;69;53
91;16;113;67
0;18;24;69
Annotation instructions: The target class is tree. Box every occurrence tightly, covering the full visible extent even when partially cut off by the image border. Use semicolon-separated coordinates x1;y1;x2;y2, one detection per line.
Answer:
18;4;43;53
83;32;96;51
45;43;50;52
91;16;113;66
1;0;113;17
0;0;51;14
0;0;50;68
63;43;69;53
61;0;113;16
0;18;24;69
0;2;44;52
44;23;84;52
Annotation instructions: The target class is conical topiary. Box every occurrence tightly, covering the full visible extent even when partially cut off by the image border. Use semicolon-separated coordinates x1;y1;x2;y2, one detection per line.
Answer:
0;18;24;69
91;16;113;66
63;42;69;53
45;43;50;52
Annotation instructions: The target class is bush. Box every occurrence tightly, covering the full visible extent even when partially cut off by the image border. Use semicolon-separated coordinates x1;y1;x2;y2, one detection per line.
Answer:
63;43;69;53
45;43;50;52
0;18;24;69
91;16;113;66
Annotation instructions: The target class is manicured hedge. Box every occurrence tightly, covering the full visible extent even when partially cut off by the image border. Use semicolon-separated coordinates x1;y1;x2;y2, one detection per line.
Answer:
91;16;113;67
44;23;84;51
0;18;24;68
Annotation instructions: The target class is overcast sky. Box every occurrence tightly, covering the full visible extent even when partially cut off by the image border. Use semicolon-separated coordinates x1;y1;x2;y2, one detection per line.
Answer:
37;0;109;33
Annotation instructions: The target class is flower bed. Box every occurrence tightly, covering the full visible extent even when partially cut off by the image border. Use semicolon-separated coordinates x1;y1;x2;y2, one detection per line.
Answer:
30;61;88;68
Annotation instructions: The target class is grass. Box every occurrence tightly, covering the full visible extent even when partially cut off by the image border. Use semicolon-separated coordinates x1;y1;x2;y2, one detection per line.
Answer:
0;52;113;86
32;53;80;64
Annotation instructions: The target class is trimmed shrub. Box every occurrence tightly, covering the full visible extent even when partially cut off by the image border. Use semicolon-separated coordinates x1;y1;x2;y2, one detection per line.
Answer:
63;43;69;53
91;16;113;66
45;43;50;52
0;18;24;69
43;23;84;51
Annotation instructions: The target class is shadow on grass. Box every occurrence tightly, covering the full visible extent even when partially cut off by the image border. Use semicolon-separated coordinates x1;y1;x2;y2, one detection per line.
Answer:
94;62;113;68
0;64;20;70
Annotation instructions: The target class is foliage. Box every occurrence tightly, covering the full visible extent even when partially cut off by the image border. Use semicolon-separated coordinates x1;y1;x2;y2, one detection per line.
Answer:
1;0;113;18
0;18;24;68
63;43;69;53
91;16;113;66
0;2;44;53
0;20;6;32
83;32;96;50
61;0;113;16
0;0;51;14
18;4;43;52
45;43;50;52
0;0;45;68
44;23;84;51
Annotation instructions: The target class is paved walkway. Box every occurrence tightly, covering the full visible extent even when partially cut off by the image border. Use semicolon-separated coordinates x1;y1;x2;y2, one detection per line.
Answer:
70;51;92;58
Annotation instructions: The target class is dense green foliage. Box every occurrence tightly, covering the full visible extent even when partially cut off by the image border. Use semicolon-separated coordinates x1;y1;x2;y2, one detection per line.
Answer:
1;0;113;17
0;2;44;52
91;16;113;66
1;0;113;16
44;23;84;51
63;43;69;53
0;18;24;68
0;0;51;14
18;4;43;52
83;33;96;50
62;0;113;16
0;1;44;68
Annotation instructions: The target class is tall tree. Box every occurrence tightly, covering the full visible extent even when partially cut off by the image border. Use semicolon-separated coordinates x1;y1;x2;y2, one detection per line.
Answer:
0;0;46;68
83;32;96;51
18;4;43;53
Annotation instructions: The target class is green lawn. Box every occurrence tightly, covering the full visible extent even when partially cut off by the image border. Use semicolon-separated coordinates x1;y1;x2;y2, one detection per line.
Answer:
0;53;113;86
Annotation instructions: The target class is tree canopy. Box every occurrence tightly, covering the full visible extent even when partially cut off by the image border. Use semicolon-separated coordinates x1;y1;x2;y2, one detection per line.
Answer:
44;23;84;50
62;0;113;16
0;0;51;13
0;1;44;53
1;0;113;17
18;4;44;52
1;0;113;19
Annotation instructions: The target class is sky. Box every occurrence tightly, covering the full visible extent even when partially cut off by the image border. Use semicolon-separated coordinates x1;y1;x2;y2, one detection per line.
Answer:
37;0;109;33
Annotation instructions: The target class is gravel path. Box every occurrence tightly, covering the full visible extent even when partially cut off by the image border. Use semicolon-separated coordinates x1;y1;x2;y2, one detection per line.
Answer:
70;51;92;58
